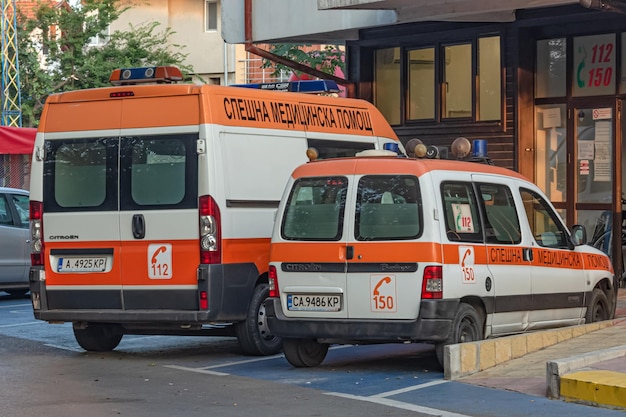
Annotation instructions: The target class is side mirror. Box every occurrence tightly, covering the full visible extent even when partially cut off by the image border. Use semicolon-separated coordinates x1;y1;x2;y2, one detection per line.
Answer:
571;224;587;246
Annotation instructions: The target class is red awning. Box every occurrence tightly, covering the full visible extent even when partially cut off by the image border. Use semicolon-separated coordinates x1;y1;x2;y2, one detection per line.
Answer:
0;126;37;155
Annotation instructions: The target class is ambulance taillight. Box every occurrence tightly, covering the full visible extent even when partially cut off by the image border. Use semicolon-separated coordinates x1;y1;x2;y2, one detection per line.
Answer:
268;266;279;297
199;195;221;264
421;266;442;299
30;201;44;266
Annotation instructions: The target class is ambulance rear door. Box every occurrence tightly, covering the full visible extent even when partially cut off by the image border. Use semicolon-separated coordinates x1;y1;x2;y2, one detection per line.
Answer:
118;131;199;310
43;131;123;310
346;174;424;320
275;174;351;319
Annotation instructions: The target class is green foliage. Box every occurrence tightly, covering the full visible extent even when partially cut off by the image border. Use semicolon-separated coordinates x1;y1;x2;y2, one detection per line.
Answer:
262;44;344;78
17;0;193;127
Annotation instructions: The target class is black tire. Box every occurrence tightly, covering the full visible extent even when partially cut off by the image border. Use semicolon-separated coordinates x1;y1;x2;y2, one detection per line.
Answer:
282;338;329;367
435;303;484;368
235;283;282;356
585;288;610;323
73;323;123;352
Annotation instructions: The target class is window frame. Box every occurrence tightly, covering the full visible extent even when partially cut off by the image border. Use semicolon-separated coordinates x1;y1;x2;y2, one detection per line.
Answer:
205;0;218;32
373;33;504;127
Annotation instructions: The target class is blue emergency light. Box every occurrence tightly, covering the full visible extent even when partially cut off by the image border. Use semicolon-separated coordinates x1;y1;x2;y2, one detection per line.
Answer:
109;66;183;85
232;80;340;94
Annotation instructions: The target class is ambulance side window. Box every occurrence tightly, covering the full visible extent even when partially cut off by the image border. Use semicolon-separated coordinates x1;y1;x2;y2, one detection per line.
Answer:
0;195;13;226
307;139;375;159
355;175;421;241
441;182;483;243
477;183;521;245
281;177;347;241
520;188;569;248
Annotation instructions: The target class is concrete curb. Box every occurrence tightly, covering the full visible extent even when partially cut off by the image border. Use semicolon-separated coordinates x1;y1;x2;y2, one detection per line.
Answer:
444;319;623;380
546;344;626;402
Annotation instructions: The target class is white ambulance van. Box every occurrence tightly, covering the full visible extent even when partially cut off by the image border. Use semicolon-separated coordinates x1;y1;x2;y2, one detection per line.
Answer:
28;66;403;355
266;143;617;367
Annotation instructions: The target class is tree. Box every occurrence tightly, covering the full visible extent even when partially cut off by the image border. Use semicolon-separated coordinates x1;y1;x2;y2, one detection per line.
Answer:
18;0;194;127
261;44;344;79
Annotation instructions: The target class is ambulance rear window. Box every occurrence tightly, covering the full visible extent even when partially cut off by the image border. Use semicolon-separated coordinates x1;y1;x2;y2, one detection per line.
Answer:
355;175;422;241
281;177;347;240
306;139;375;159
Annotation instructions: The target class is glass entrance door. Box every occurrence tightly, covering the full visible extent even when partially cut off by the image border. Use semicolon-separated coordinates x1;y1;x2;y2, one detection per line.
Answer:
574;104;621;281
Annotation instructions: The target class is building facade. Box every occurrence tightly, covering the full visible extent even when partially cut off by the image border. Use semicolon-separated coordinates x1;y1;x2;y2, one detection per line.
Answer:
223;0;626;281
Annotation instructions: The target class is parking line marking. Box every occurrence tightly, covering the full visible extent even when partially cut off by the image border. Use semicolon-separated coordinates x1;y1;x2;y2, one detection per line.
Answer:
165;365;229;376
0;321;41;328
327;392;472;417
198;354;285;370
372;379;449;398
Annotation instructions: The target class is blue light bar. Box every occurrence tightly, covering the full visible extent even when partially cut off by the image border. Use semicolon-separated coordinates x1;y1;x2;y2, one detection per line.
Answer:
231;80;340;94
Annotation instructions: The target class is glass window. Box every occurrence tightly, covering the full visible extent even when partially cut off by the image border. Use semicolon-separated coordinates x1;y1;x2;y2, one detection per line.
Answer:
441;182;483;242
130;139;187;206
575;108;612;204
478;36;501;121
11;194;29;227
536;38;566;98
356;175;421;241
307;139;374;159
0;194;13;226
477;183;521;244
572;34;616;97
520;188;570;248
443;44;472;119
374;48;401;125
281;177;347;241
53;142;108;208
535;104;567;203
408;48;435;120
205;1;218;32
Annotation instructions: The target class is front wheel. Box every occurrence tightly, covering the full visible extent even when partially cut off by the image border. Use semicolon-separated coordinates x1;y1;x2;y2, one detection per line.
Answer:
282;338;329;367
235;283;282;356
585;288;610;323
435;303;484;368
73;323;123;352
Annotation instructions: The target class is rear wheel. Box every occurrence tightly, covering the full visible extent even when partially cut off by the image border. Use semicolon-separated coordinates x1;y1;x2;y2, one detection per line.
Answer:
282;338;329;367
73;323;123;352
585;288;610;323
435;303;484;368
235;283;282;356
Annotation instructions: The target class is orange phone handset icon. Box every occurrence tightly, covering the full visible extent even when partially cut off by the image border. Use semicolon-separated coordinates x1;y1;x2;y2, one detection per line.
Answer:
373;276;392;295
151;246;167;264
461;248;471;267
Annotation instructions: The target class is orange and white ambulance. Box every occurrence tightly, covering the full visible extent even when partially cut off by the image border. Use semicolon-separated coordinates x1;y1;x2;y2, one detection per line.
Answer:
266;143;617;367
28;66;402;354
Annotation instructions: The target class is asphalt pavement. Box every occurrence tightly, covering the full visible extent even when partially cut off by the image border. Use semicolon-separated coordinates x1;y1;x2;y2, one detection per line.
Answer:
459;287;626;411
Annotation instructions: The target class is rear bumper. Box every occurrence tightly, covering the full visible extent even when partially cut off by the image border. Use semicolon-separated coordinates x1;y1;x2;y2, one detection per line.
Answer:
29;263;260;325
266;298;459;343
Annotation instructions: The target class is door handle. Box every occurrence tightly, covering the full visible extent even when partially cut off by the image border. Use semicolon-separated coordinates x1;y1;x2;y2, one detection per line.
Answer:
132;214;145;239
523;247;533;262
346;246;354;260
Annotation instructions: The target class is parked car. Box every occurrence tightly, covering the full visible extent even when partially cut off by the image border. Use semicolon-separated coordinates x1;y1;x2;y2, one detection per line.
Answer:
0;187;30;296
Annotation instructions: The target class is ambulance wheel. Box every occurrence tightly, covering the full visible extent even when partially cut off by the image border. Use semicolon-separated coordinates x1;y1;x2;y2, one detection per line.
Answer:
585;288;610;323
235;283;282;356
73;323;123;352
435;303;484;368
282;338;329;367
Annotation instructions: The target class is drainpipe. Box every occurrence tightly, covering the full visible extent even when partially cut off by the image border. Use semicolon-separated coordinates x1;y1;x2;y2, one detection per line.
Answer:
244;0;355;97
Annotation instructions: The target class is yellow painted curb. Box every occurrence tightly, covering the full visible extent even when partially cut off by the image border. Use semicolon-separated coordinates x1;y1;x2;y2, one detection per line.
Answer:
560;370;626;409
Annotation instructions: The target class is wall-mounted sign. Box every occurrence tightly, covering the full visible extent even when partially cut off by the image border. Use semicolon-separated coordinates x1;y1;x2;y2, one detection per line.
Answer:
573;33;616;97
